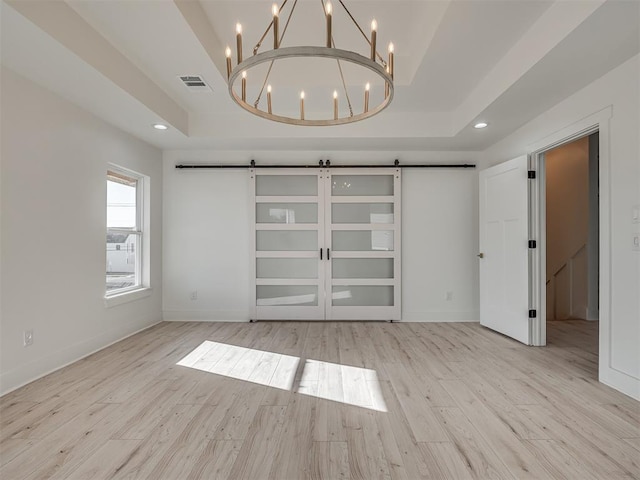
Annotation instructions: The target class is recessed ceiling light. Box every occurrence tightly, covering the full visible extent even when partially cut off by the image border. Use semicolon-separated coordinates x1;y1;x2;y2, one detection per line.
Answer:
153;123;168;130
474;122;488;129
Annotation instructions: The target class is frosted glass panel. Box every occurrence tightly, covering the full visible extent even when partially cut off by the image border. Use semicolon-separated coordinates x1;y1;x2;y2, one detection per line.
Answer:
257;285;318;306
257;203;317;224
256;175;317;196
257;231;317;251
331;175;393;196
332;258;394;278
332;203;394;224
257;258;318;278
332;286;394;306
332;231;394;251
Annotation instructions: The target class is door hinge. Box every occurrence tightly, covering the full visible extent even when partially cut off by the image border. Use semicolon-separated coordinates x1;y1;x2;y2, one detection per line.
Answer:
528;309;537;318
528;240;537;249
528;170;536;179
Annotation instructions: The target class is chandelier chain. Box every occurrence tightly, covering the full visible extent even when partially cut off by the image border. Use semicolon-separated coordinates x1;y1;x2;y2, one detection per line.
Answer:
253;0;289;56
253;0;299;108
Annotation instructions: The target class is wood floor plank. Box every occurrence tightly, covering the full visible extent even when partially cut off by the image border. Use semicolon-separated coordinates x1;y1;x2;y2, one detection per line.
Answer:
268;394;316;480
517;404;631;478
226;405;287;480
383;362;449;442
186;440;242;480
20;403;131;480
0;319;637;480
433;407;515;480
0;438;35;468
108;403;203;479
61;439;141;480
439;379;553;479
419;441;474;480
523;439;602;480
143;404;228;480
309;441;349;480
0;402;118;479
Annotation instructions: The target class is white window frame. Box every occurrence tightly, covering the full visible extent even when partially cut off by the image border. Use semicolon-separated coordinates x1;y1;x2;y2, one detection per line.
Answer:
105;165;149;304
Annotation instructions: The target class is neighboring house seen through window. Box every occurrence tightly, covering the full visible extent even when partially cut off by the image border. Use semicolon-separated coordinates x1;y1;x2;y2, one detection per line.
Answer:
106;167;143;295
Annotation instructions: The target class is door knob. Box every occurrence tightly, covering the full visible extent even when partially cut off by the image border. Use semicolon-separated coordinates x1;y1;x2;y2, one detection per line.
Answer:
477;253;484;258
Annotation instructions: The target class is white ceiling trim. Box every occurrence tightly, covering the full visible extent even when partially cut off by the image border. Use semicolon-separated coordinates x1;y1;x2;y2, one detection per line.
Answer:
6;0;189;135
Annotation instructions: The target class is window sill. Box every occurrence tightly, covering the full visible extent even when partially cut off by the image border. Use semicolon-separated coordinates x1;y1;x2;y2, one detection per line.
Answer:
104;287;152;308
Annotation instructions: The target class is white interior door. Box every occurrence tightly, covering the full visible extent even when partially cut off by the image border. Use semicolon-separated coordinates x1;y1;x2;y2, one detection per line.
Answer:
479;156;531;344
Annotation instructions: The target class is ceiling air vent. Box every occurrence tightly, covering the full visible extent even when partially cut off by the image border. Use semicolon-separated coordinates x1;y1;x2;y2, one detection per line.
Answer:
179;75;212;92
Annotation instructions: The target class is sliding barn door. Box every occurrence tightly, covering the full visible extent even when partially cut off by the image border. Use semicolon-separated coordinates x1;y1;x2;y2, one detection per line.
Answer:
325;168;401;321
252;167;401;321
252;169;325;320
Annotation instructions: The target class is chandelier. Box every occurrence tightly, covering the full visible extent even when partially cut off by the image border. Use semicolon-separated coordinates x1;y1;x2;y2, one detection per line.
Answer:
225;0;395;126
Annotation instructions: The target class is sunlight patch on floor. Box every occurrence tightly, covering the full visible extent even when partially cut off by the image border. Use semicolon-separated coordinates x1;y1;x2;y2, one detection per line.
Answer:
297;359;387;412
177;341;387;411
176;340;299;391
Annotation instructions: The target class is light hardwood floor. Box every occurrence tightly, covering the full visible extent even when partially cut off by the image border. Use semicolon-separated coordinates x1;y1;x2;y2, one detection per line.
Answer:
1;320;638;479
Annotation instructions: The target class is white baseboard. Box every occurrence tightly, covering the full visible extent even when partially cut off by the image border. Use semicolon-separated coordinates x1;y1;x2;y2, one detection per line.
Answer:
600;367;640;401
0;320;162;397
162;309;480;323
400;310;480;322
162;310;250;322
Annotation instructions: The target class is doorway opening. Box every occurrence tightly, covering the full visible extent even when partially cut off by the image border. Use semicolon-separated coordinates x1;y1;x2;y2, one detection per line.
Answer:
542;132;600;375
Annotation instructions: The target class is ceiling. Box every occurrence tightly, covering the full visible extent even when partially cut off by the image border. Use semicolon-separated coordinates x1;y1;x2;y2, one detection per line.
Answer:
1;0;638;152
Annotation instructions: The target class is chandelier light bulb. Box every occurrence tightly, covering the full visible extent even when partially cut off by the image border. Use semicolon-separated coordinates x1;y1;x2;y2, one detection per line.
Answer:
267;84;272;93
364;82;370;112
236;23;243;64
333;90;338;99
325;2;333;47
300;91;305;100
388;42;394;53
370;19;377;60
272;3;279;16
241;71;247;101
225;46;232;78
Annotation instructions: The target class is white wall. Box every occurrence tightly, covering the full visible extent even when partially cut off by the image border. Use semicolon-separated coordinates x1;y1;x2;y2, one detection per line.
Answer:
0;68;163;395
162;151;479;322
481;55;640;400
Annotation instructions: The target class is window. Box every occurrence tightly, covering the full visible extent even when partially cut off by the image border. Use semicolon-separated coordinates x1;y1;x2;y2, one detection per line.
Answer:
106;167;143;295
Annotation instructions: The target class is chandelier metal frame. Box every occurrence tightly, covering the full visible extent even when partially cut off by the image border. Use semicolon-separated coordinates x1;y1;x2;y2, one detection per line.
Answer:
226;0;395;127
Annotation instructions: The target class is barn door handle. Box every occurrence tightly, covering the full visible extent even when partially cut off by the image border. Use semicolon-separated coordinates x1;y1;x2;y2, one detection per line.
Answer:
320;248;323;260
327;248;330;260
477;253;484;258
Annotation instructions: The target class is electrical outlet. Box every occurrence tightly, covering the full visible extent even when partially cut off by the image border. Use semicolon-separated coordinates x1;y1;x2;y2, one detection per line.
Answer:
190;291;198;301
23;330;33;347
446;291;453;301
